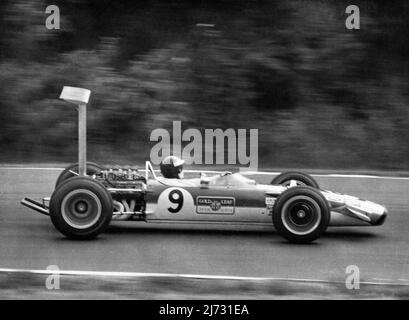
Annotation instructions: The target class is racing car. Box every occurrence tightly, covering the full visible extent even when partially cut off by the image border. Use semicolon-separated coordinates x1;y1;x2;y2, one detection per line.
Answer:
20;87;387;243
21;160;387;244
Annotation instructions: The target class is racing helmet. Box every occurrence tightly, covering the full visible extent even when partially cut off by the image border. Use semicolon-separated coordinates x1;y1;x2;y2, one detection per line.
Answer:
160;156;185;179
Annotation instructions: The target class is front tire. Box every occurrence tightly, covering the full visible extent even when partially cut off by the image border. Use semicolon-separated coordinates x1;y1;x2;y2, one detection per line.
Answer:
271;171;319;189
272;186;330;243
50;176;113;240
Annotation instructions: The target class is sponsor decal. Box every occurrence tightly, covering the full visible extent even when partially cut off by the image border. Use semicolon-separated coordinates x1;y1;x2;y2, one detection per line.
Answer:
265;197;276;208
196;197;235;214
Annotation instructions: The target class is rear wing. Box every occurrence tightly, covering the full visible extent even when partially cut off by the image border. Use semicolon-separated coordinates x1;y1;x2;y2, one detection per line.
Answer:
59;86;91;176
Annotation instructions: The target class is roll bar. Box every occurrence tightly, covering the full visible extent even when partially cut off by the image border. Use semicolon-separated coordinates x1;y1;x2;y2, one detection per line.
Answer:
145;161;158;181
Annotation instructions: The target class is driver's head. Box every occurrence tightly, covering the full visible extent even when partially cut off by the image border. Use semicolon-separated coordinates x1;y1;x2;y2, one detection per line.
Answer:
160;156;185;179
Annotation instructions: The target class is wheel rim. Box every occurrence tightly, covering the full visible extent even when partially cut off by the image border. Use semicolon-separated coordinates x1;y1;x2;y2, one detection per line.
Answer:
61;189;102;229
281;195;321;235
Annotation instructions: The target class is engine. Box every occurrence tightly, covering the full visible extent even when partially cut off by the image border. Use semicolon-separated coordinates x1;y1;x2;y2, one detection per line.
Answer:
98;168;146;189
95;168;147;219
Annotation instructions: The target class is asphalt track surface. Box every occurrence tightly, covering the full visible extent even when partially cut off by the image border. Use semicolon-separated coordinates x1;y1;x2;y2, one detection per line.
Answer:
1;167;409;286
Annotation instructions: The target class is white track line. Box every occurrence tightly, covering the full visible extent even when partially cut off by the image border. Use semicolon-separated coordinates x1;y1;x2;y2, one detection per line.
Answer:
313;174;409;180
1;167;409;180
241;171;409;180
0;167;64;170
0;268;408;286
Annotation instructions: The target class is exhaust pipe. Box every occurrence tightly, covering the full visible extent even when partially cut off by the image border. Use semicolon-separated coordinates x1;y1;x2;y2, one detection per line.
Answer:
20;198;49;216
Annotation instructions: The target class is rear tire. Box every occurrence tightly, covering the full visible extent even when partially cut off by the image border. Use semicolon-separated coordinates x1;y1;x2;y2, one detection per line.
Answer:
272;186;330;244
271;171;319;189
55;162;104;189
50;176;113;240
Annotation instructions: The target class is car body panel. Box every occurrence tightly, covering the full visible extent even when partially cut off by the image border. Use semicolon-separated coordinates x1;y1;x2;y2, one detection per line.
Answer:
141;171;387;227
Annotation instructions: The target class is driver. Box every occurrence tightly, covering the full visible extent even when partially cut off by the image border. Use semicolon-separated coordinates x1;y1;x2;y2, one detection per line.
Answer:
160;156;185;179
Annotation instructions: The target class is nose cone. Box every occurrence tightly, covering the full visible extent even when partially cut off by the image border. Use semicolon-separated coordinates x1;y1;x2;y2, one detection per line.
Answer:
362;200;387;226
373;206;387;226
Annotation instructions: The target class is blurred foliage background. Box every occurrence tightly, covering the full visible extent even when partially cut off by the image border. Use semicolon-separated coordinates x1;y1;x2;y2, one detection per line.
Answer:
0;0;408;170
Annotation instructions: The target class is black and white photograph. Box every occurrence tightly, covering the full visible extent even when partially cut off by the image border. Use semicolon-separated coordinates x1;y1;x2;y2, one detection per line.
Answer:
0;0;408;305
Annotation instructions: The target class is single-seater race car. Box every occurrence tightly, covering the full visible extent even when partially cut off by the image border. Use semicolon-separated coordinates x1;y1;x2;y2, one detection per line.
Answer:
20;86;387;243
21;160;387;244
